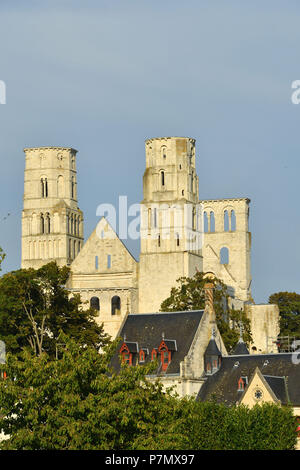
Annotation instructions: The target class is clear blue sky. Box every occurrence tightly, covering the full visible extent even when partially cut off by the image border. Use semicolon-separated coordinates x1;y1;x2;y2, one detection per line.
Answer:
0;0;299;303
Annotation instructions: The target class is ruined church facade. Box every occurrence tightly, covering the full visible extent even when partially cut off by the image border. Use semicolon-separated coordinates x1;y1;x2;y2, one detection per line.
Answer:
21;137;279;351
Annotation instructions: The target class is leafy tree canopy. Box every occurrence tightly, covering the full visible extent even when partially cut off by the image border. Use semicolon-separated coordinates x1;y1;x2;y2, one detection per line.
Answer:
160;271;252;352
269;291;300;339
0;336;189;450
0;336;296;450
0;262;109;357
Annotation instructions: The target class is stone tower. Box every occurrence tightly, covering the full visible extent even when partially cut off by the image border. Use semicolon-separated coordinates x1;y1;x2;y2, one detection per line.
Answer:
21;147;84;269
138;137;203;313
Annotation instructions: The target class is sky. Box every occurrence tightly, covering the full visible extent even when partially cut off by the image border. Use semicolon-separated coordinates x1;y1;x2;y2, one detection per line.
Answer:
0;0;299;304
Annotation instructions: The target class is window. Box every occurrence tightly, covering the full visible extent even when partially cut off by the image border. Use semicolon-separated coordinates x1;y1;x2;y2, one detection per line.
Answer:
46;213;50;234
120;343;132;365
220;247;229;265
41;178;48;198
231;210;236;231
139;350;145;363
224;210;229;232
111;296;121;315
237;377;245;391
40;214;45;234
158;234;161;247
161;146;167;159
107;254;111;269
158;342;171;371
210;212;215;232
151;349;157;361
153;208;157;228
161;171;165;187
90;296;100;311
176;233;180;247
95;255;99;270
204;211;209;233
71;176;75;199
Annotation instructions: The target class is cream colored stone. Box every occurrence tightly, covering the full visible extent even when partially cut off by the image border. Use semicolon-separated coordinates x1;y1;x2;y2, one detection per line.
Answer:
21;138;279;353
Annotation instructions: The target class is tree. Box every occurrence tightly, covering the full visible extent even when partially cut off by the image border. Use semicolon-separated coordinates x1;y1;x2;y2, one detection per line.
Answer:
269;291;300;340
0;336;189;450
0;262;109;357
160;271;252;351
0;339;296;450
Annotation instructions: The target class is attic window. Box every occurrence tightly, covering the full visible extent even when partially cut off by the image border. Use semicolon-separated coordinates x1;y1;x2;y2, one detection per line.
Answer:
237;376;248;391
139;350;145;363
158;340;173;372
151;349;157;361
120;343;132;366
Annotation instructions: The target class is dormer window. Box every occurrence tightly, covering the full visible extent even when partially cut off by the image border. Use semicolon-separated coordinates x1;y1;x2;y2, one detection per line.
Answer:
151;349;157;361
237;376;248;391
139;350;145;363
120;342;135;366
158;339;177;372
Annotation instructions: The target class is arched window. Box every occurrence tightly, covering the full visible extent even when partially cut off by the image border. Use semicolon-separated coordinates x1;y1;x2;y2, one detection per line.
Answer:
176;233;180;247
161;171;165;187
220;247;229;265
73;240;76;258
111;296;121;315
224;210;229;232
161;146;167;159
41;179;44;198
210;212;215;232
46;213;50;233
231;210;236;231
70;215;73;235
204;211;209;233
139;350;145;363
151;349;157;361
107;254;111;268
40;214;45;234
148;208;151;230
95;255;99;270
45;178;48;197
158;234;161;247
153;208;157;228
71;176;75;199
90;296;100;311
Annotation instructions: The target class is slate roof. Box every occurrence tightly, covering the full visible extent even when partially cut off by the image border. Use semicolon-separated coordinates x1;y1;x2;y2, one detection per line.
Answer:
197;353;300;406
231;340;249;356
110;310;204;375
205;338;222;357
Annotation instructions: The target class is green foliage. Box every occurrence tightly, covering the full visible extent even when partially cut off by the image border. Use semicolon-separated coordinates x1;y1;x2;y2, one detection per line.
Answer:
0;262;109;357
0;342;296;450
0;337;188;450
186;400;297;450
160;271;252;351
269;291;300;339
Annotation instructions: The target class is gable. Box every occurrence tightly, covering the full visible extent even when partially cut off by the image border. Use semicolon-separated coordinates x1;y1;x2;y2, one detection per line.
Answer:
70;217;137;274
240;368;280;407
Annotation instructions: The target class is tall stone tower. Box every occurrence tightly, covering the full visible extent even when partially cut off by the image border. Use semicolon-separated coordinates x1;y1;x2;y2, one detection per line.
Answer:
21;147;84;269
138;137;203;313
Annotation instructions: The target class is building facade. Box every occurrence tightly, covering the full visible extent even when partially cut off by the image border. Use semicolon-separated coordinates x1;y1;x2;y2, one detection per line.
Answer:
21;137;279;348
